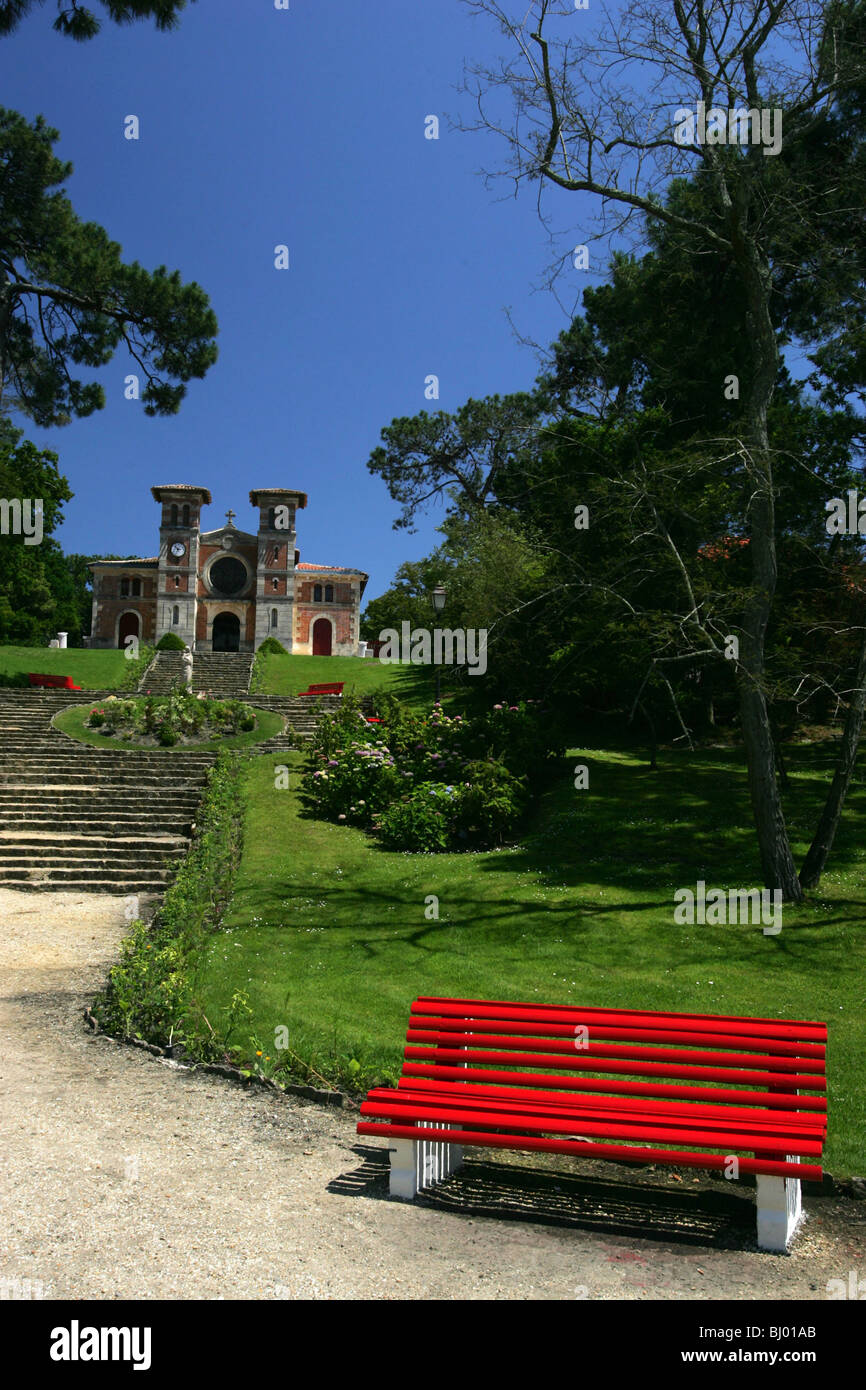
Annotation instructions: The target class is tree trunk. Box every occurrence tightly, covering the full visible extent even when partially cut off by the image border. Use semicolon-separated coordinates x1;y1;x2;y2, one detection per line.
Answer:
799;627;866;888
734;241;803;902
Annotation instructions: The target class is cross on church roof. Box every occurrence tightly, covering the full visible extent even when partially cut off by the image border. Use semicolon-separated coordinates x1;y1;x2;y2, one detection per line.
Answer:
225;509;236;527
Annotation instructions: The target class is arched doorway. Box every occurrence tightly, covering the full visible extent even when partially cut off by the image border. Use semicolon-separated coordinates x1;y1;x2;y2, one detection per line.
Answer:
212;612;241;652
118;612;140;649
312;617;332;656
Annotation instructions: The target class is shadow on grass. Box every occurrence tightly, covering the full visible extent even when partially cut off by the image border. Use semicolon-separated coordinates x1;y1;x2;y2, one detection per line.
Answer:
329;1144;757;1250
480;747;866;896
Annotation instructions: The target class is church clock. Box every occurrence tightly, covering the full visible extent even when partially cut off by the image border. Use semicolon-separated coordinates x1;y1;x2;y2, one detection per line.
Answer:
170;542;185;558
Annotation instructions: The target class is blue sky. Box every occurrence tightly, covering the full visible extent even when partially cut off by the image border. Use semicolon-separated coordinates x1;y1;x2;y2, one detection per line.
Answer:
1;0;599;604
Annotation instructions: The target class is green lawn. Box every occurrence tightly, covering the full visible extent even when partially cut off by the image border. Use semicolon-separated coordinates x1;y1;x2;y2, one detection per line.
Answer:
195;743;866;1176
0;645;130;688
255;651;445;709
53;703;285;752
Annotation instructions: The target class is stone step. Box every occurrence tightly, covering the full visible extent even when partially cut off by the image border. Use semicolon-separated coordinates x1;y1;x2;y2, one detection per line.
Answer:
0;865;175;883
0;875;174;893
0;843;187;859
0;833;187;848
0;818;195;834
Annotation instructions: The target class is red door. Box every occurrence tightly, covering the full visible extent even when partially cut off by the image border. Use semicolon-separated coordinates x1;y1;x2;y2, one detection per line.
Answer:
118;612;140;648
312;618;332;656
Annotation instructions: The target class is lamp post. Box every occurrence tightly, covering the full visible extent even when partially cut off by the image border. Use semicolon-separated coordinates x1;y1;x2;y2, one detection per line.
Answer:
431;584;446;704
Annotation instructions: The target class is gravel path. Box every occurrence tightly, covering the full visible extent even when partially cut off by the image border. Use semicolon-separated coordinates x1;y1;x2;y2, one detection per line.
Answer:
0;888;863;1301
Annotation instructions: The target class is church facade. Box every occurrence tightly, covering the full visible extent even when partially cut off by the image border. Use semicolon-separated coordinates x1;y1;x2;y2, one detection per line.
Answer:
88;485;368;655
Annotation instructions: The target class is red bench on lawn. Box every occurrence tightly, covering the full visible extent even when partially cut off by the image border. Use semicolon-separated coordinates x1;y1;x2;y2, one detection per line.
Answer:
28;673;82;690
297;682;344;697
358;995;828;1252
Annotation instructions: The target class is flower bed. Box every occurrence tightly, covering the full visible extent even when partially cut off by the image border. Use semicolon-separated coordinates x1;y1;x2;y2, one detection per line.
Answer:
87;691;259;747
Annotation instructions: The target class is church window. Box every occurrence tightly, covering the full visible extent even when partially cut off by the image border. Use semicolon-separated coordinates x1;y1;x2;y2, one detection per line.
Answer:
272;578;279;591
131;578;141;598
268;507;276;530
170;504;178;526
172;605;180;626
120;578;130;597
313;584;322;602
182;504;190;527
174;576;180;589
324;584;334;603
270;608;278;629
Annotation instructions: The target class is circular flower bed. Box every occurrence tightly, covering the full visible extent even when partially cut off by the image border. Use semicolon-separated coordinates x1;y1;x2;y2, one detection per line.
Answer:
85;691;260;747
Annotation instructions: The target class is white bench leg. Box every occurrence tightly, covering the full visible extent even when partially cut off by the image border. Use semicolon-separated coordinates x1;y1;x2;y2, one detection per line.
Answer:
388;1124;463;1200
756;1160;802;1252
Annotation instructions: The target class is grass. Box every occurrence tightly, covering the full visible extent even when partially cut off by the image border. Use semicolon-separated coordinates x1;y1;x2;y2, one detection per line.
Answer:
0;644;131;688
53;702;286;753
193;741;866;1177
254;651;446;709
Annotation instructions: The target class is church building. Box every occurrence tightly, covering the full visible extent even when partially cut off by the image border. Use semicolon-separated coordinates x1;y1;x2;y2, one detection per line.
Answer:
88;485;368;655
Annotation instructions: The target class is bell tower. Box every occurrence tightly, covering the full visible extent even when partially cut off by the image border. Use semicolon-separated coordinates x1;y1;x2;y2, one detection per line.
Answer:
151;485;211;649
249;488;307;650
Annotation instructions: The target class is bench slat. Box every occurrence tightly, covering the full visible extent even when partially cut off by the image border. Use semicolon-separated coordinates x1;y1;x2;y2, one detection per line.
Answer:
360;1094;824;1155
402;1061;827;1111
412;997;827;1043
406;1029;825;1073
357;1121;821;1182
395;1078;827;1132
409;1016;825;1058
404;1044;825;1091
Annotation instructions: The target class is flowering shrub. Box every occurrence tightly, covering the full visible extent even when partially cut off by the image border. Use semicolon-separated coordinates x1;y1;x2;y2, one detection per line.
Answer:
301;694;547;851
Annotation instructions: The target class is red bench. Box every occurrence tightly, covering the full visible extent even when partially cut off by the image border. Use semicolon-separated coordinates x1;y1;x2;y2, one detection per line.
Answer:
28;673;82;690
358;996;828;1252
297;682;344;697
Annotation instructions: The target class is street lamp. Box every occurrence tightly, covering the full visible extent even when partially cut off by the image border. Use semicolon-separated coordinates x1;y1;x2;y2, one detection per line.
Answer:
431;584;446;704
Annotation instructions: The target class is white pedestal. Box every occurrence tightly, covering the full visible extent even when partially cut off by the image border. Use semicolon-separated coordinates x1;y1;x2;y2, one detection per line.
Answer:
389;1124;464;1200
756;1160;802;1251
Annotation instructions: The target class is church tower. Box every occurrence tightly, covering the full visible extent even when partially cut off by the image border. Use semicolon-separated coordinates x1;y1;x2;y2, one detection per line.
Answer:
249;488;307;650
151;485;211;649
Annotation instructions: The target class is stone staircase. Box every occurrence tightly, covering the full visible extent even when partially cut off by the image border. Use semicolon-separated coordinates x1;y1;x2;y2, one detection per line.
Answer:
0;690;216;895
139;651;254;698
0;684;360;896
247;694;343;749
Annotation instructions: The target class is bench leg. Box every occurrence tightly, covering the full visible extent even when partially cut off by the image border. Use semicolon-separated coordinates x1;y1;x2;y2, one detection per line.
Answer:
756;1161;802;1252
388;1124;464;1201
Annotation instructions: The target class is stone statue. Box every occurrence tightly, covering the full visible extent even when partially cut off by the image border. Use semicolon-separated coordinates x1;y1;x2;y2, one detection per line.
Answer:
181;644;193;691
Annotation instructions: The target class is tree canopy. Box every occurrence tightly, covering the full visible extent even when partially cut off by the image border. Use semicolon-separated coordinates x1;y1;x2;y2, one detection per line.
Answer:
0;0;192;40
0;109;218;426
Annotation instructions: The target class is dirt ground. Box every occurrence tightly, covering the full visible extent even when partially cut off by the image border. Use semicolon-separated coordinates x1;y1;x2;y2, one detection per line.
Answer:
0;888;863;1301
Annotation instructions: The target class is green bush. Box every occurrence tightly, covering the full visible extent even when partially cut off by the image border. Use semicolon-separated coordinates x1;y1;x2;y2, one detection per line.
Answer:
256;637;288;656
0;670;29;688
376;782;455;851
156;632;187;651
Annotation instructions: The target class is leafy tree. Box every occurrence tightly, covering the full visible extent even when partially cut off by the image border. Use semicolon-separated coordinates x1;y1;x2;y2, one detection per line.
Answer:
0;108;218;424
367;393;539;531
0;0;192;41
0;417;74;642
